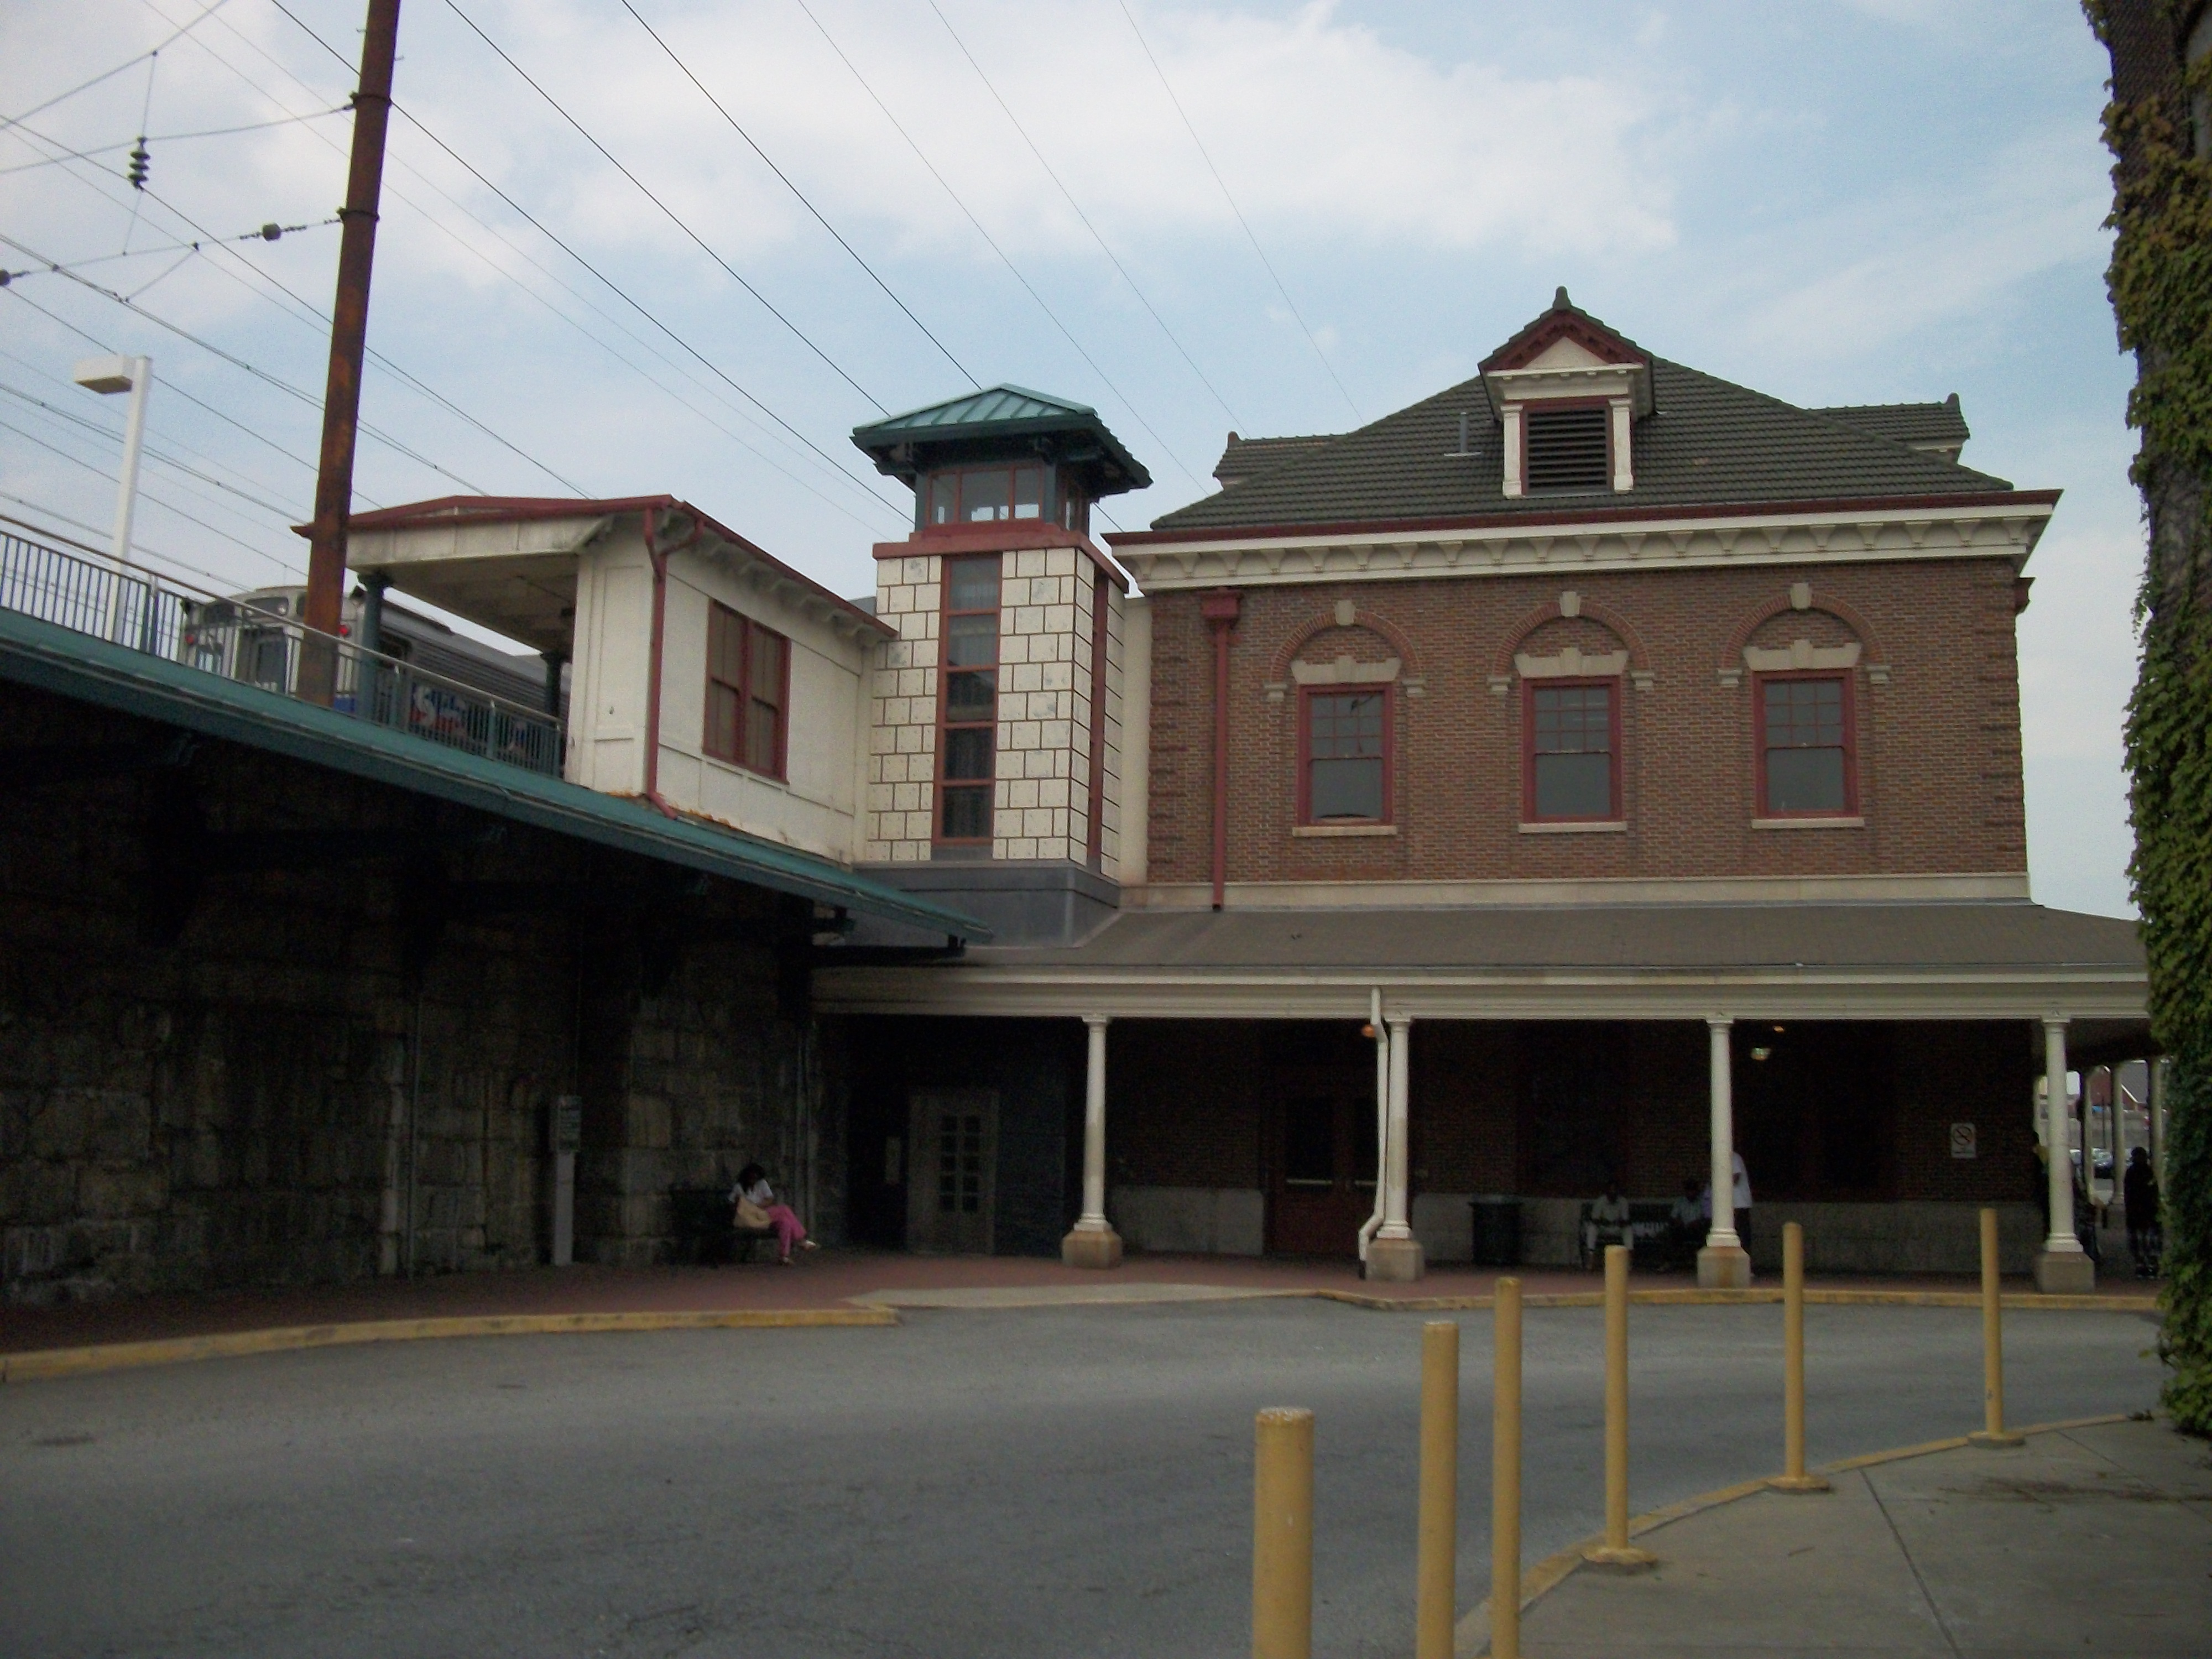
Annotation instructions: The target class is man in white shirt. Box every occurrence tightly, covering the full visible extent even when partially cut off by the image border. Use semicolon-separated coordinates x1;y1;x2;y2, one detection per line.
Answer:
1583;1182;1632;1269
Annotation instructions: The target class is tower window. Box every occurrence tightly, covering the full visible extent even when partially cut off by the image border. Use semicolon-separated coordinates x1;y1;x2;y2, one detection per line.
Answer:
937;555;1001;842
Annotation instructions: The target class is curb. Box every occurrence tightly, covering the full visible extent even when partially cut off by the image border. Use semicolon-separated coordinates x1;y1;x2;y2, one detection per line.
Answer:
1452;1412;2131;1657
0;1306;898;1384
1321;1286;2159;1313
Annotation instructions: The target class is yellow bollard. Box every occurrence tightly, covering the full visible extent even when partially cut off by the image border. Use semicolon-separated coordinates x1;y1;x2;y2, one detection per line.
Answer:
1769;1221;1831;1493
1491;1276;1523;1659
1253;1406;1314;1659
1584;1245;1657;1568
1416;1321;1459;1659
1968;1206;2025;1447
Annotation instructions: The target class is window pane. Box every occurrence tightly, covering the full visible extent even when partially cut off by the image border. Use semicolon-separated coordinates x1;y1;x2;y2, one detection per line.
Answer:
1532;684;1611;754
1308;692;1384;758
1311;756;1384;820
963;469;1013;521
707;682;739;759
941;784;992;839
748;626;784;703
1764;679;1844;748
1013;467;1044;518
1766;747;1847;813
927;474;958;525
945;613;998;667
946;668;995;714
943;726;995;781
1534;752;1613;818
946;556;1000;612
744;697;779;773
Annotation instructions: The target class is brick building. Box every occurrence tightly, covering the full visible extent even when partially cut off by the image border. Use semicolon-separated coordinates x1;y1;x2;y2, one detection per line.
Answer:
819;293;2153;1291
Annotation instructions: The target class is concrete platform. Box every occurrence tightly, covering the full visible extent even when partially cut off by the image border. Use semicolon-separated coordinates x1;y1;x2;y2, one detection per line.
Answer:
1489;1417;2212;1657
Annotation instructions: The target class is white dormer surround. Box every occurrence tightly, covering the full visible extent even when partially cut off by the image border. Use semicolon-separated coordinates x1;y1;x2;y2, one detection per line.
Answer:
1484;337;1653;498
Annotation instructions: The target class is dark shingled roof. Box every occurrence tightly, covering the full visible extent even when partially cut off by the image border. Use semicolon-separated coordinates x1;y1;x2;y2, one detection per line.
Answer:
1812;398;1971;453
1213;433;1332;485
1151;307;2013;533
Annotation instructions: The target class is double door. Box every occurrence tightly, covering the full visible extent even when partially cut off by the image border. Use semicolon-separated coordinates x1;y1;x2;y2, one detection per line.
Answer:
1267;1084;1379;1258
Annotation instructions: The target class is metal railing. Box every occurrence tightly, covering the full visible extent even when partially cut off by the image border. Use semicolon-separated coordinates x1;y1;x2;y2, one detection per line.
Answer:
1;528;565;777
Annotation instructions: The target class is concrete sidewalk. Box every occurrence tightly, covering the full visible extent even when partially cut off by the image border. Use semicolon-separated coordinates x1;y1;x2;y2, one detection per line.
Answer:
1493;1417;2212;1657
0;1249;2160;1362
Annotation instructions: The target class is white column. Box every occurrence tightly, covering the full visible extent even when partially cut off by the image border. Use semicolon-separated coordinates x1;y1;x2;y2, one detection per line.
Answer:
2043;1019;2081;1256
1378;1014;1414;1240
2150;1056;2168;1189
1078;1014;1110;1228
1706;1018;1740;1250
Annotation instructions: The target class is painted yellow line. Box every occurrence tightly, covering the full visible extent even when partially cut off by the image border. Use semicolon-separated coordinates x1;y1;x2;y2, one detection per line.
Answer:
1453;1412;2131;1657
0;1306;898;1384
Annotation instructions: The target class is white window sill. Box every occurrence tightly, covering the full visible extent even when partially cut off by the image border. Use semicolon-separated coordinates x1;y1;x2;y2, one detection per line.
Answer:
1518;820;1627;834
1293;822;1398;838
1752;816;1864;830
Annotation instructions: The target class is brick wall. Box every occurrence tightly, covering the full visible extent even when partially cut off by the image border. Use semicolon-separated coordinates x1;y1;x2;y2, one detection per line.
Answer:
1143;558;2027;886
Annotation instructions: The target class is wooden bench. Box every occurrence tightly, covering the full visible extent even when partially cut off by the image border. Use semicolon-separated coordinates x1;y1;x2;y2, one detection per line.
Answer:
1576;1199;1685;1271
669;1186;776;1265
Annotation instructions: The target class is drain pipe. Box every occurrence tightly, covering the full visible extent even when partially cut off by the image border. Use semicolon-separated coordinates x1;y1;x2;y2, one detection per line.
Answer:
640;502;700;820
1201;589;1240;910
1358;988;1389;1265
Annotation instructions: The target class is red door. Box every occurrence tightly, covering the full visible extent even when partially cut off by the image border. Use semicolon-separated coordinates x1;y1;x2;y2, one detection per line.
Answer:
1267;1088;1378;1257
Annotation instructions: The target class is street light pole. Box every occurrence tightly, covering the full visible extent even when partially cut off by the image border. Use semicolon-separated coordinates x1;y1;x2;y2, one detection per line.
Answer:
72;352;153;643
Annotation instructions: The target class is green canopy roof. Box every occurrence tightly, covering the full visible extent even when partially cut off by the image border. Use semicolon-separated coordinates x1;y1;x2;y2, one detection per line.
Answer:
852;384;1150;497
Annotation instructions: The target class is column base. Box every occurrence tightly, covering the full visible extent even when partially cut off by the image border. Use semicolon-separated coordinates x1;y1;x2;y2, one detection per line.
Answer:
1696;1243;1751;1289
1767;1474;1833;1494
1061;1224;1123;1270
1581;1543;1658;1572
2033;1249;2095;1294
1966;1430;2026;1448
1365;1235;1427;1283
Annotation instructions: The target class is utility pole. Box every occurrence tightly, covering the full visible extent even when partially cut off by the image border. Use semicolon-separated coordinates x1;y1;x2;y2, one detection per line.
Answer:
301;0;401;702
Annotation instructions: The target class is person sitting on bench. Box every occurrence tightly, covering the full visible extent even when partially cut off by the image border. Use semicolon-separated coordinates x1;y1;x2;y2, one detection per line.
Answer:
1668;1177;1705;1271
732;1163;818;1265
1582;1181;1632;1269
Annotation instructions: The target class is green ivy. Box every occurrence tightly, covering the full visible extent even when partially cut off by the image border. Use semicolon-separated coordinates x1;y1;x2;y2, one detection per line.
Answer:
2086;1;2212;1433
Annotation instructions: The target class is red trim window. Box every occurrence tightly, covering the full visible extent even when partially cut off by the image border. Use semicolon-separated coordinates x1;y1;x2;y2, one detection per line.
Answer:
936;555;1001;843
1523;679;1619;821
924;466;1047;527
705;602;787;779
1298;686;1391;825
1755;672;1856;816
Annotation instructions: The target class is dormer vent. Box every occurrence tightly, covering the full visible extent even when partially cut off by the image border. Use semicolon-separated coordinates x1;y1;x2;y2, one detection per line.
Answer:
1525;406;1609;493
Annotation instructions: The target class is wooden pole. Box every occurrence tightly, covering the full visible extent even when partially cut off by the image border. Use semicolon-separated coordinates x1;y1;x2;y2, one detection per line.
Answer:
1253;1406;1313;1659
1770;1222;1830;1492
1416;1321;1459;1659
1969;1206;2025;1446
301;0;402;702
1584;1244;1656;1566
1490;1277;1522;1659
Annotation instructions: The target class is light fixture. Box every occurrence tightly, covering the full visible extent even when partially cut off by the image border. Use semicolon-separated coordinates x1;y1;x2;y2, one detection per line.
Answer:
1750;1046;1773;1062
72;352;153;643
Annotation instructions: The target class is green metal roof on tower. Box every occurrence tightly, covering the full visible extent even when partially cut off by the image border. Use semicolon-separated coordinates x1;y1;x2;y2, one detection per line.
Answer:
852;384;1150;497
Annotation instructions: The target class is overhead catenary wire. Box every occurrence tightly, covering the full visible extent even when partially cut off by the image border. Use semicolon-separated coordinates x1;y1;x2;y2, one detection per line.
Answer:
0;106;351;177
0;498;302;593
0;216;340;276
445;0;893;416
789;0;1191;507
0;0;232;134
262;0;909;525
1;380;301;519
620;0;978;392
1114;1;1360;424
925;0;1245;433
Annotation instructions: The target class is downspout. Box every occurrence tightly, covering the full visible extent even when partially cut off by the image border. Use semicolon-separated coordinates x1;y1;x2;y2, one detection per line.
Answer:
1201;589;1240;910
1358;988;1389;1265
640;502;698;820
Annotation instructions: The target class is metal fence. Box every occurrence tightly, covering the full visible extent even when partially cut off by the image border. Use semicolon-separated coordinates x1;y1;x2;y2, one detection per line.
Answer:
1;528;565;777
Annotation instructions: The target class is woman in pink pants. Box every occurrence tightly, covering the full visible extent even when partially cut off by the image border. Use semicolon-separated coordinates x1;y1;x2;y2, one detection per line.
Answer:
732;1163;817;1264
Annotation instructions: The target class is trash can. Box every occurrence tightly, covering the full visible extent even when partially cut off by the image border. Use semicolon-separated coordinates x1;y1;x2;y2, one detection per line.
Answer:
1468;1195;1522;1266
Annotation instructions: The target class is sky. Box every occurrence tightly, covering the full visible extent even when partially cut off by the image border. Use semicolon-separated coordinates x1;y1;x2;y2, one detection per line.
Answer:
0;0;2143;916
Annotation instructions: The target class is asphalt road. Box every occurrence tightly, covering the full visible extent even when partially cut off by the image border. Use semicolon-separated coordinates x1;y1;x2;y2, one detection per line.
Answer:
0;1300;2166;1658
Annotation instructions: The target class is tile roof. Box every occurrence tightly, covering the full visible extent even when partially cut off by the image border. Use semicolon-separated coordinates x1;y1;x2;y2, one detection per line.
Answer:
854;384;1098;436
1213;434;1333;484
1812;398;1971;452
1151;324;2015;534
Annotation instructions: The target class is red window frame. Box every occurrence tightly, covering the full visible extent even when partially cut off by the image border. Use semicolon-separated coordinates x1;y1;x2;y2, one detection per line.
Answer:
1521;677;1622;822
934;555;1001;846
703;601;789;780
1753;670;1858;817
1296;684;1394;827
921;465;1050;529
